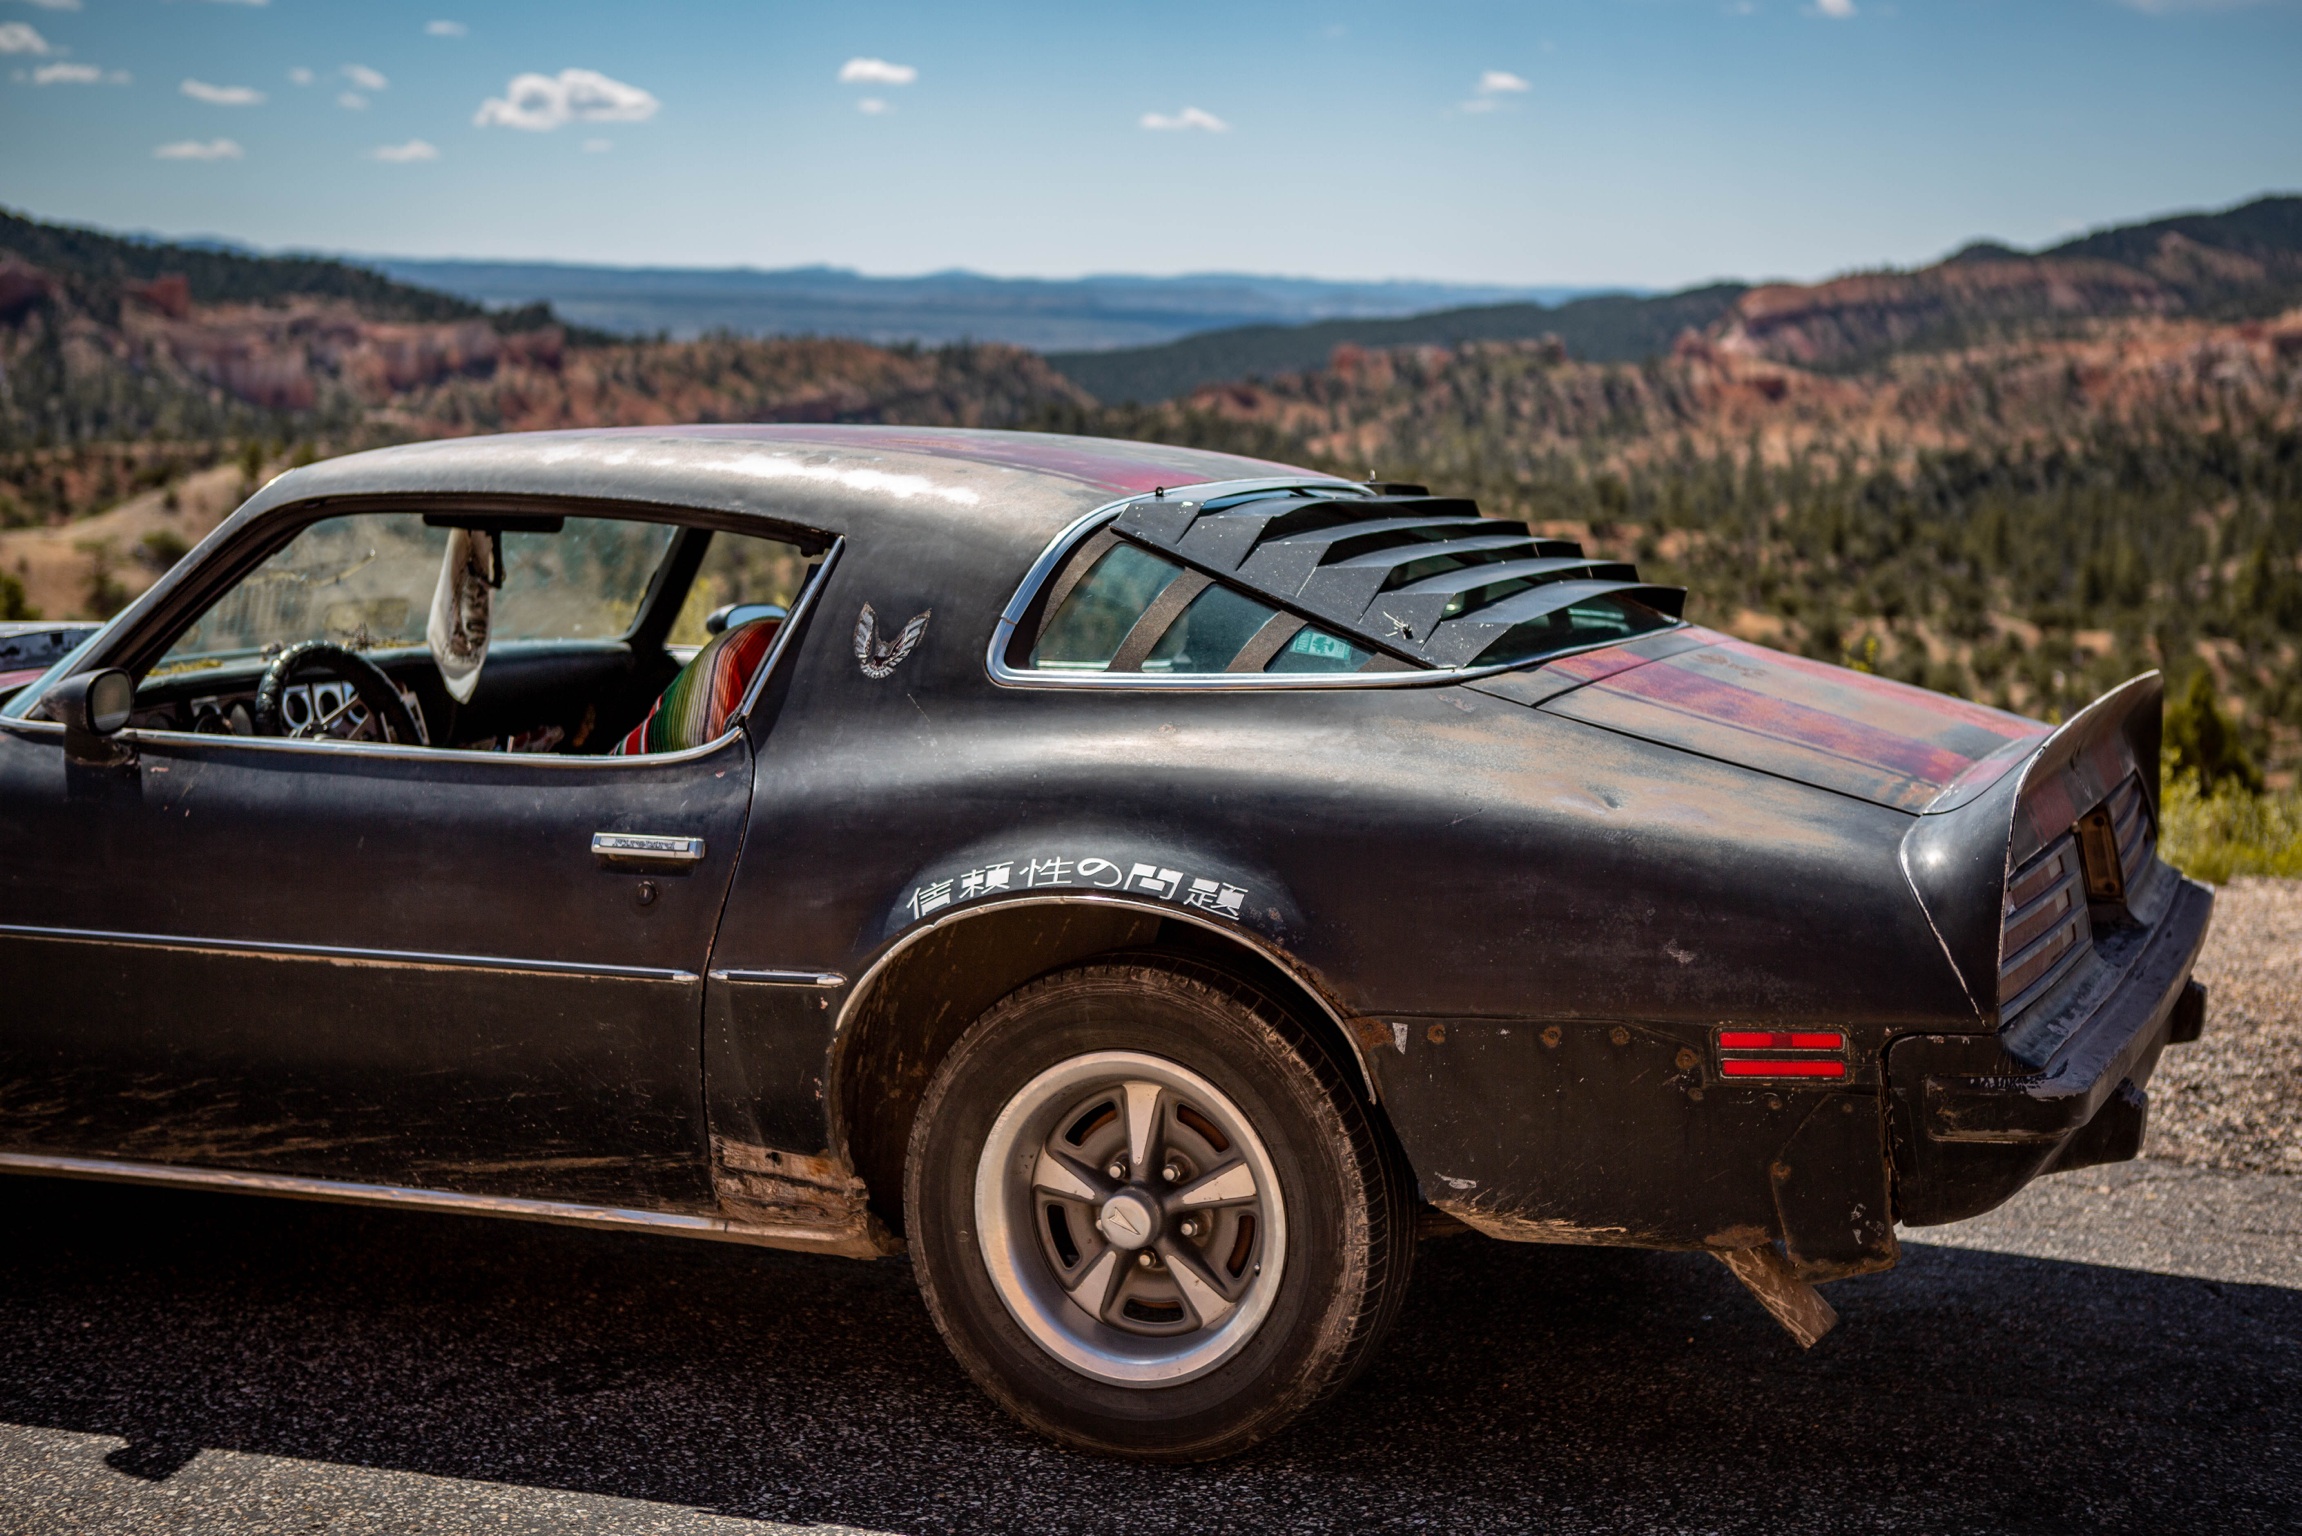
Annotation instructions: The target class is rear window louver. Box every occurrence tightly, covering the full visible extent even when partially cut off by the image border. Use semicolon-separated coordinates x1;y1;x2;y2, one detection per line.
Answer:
1112;488;1685;669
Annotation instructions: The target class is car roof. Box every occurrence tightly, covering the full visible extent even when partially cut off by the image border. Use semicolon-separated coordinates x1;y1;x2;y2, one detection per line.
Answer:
236;425;1338;557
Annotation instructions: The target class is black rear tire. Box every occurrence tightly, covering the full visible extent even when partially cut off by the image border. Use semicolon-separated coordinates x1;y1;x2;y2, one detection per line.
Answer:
904;959;1414;1460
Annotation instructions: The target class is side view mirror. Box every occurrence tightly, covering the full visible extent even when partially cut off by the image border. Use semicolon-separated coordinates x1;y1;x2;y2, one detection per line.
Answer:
705;602;788;636
47;668;137;766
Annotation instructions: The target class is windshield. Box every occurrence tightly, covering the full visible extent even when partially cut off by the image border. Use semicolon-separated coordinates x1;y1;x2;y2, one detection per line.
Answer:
151;513;679;677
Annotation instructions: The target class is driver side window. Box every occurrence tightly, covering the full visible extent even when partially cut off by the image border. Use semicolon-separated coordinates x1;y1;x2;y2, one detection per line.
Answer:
140;509;811;755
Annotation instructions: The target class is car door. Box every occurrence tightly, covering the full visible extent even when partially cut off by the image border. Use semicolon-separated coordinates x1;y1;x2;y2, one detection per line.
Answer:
0;716;752;1211
0;506;814;1213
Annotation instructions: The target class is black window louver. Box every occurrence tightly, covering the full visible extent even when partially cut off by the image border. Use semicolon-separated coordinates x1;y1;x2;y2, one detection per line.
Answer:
1110;488;1686;670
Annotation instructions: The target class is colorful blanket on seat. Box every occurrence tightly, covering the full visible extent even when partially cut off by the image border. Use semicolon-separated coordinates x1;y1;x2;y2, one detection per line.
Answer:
612;619;780;756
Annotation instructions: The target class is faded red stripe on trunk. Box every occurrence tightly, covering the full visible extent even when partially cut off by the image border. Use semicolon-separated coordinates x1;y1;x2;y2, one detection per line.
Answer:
1600;653;1985;790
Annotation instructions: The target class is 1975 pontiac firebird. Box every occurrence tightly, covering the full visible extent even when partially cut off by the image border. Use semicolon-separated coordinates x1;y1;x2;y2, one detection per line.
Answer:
1;426;2211;1458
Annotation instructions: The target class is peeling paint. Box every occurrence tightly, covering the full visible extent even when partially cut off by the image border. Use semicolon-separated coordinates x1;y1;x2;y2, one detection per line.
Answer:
1434;1200;1640;1247
709;1136;898;1258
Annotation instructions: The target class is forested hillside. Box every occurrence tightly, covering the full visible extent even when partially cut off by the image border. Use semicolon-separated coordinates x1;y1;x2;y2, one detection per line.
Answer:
1052;194;2302;403
1047;285;1749;404
0;207;1091;620
1047;313;2302;779
4;200;2299;795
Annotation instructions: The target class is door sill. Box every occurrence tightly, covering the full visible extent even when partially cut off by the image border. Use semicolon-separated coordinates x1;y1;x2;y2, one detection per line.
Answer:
0;1149;893;1260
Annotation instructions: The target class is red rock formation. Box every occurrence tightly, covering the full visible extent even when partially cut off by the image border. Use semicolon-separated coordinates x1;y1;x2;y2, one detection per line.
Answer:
0;261;55;322
125;274;193;321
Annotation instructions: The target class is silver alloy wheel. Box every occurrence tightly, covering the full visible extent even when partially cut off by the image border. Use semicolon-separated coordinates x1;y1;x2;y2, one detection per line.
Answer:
973;1049;1288;1386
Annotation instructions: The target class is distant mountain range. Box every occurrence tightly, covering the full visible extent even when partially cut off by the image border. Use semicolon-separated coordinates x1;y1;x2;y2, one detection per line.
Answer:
1047;285;1754;403
359;258;1612;352
1054;193;2302;401
3;191;2297;455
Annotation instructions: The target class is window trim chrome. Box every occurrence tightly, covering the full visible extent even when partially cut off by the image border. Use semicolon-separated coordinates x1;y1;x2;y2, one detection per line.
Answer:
986;484;1681;693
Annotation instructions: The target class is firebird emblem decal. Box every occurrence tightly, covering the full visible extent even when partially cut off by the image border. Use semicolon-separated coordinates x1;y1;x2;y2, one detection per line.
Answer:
854;603;931;679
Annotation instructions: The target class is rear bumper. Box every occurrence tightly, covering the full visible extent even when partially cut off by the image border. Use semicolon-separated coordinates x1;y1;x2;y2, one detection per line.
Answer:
1887;873;2214;1227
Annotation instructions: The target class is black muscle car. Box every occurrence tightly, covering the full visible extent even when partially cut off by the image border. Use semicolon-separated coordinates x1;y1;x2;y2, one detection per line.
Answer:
0;426;2212;1459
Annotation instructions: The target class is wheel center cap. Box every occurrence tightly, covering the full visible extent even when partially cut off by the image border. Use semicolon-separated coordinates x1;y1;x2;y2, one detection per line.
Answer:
1096;1189;1159;1251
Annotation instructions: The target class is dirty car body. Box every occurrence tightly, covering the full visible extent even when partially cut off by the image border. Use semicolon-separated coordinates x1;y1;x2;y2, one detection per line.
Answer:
0;426;2211;1448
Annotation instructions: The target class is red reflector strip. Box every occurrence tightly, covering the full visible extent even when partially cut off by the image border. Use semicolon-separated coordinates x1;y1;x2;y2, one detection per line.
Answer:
1716;1031;1844;1051
1720;1059;1847;1079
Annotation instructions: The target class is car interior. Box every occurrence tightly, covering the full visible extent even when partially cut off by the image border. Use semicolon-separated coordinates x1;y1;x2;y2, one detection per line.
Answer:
119;507;823;756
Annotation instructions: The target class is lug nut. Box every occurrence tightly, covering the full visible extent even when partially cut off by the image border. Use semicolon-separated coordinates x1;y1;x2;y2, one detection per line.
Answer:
1106;1161;1126;1180
1137;1251;1155;1268
1161;1162;1182;1183
1178;1218;1201;1239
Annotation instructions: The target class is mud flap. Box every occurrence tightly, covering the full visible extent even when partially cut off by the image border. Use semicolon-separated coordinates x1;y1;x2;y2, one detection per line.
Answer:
1715;1245;1839;1348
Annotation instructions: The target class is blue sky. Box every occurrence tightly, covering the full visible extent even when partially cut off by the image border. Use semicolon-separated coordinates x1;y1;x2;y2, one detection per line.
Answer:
3;0;2298;288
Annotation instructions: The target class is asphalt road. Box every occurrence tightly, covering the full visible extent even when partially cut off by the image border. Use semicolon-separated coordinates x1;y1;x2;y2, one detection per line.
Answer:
1;1160;2296;1535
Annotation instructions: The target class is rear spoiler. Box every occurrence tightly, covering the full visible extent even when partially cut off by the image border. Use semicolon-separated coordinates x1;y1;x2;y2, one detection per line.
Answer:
1900;672;2164;1021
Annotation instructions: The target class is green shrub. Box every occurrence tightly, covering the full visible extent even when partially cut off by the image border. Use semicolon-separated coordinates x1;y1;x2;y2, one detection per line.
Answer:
2164;669;2262;795
2159;765;2302;883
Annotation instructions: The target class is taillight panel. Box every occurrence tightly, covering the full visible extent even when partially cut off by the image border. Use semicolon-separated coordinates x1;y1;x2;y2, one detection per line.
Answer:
1714;1027;1847;1079
1998;834;2090;1014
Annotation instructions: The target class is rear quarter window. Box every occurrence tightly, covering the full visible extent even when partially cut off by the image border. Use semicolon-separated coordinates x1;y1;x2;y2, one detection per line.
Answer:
1028;541;1384;677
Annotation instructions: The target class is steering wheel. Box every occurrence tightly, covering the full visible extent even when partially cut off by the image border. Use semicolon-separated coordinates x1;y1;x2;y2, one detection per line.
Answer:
253;641;423;745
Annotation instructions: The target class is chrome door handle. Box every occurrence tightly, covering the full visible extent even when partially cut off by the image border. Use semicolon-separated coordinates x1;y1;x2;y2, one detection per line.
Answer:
592;832;706;866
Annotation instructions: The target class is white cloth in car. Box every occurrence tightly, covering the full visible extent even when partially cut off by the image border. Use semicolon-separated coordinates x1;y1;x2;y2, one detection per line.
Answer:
426;528;495;704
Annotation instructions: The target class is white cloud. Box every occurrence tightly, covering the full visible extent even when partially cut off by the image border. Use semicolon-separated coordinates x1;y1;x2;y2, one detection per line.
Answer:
33;61;124;83
838;56;916;85
475;67;659;130
856;96;889;114
372;138;438;162
338;90;367;109
1813;0;1856;14
1476;69;1531;94
287;66;312;85
582;136;611;152
182;78;265;105
342;63;387;91
425;19;466;36
1140;106;1228;132
155;138;244;160
0;21;50;52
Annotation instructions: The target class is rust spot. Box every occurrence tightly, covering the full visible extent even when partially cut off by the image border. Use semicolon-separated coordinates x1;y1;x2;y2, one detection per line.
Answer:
1541;1026;1562;1048
1425;1023;1448;1046
1704;1223;1772;1249
1610;1026;1632;1047
709;1136;898;1257
1675;1048;1700;1071
1435;1200;1641;1247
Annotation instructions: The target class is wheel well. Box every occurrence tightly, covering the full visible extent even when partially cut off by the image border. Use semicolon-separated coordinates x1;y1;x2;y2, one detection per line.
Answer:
831;900;1377;1236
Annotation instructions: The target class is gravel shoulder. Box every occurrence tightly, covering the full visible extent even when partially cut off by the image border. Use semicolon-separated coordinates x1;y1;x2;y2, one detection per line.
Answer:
2147;876;2302;1173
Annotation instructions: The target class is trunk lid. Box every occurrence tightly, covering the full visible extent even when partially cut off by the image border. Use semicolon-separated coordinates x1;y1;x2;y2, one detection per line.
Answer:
1528;630;2050;813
